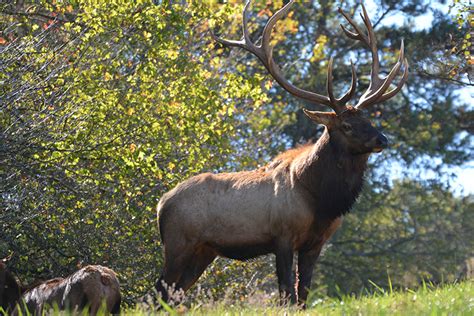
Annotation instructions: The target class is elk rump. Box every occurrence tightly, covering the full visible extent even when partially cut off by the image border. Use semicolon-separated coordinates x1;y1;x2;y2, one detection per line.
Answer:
15;265;121;315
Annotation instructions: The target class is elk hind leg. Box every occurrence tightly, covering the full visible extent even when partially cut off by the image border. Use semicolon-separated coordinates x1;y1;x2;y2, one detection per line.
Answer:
176;246;216;292
155;246;194;303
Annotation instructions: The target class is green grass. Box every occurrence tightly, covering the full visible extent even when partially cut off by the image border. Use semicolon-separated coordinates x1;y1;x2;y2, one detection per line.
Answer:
123;280;473;315
6;281;472;315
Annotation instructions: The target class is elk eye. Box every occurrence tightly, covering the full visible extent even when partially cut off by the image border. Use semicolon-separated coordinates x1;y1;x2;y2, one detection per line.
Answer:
342;123;352;132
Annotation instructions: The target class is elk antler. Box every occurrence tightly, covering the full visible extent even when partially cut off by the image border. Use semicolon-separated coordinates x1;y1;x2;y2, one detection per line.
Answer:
212;0;356;115
339;4;409;109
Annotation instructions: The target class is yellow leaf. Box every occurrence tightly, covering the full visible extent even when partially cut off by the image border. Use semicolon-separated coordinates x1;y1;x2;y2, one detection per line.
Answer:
143;31;151;40
104;72;112;81
265;80;273;90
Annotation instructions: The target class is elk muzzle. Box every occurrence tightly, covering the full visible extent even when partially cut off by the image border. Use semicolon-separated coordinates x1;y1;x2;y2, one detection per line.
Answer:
368;133;388;153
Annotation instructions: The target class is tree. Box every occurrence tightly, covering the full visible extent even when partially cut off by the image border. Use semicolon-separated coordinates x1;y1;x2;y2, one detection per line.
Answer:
0;0;268;300
317;180;473;296
1;0;472;304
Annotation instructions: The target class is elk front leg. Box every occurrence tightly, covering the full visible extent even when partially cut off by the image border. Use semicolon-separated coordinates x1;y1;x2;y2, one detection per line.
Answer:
297;248;321;307
275;243;296;304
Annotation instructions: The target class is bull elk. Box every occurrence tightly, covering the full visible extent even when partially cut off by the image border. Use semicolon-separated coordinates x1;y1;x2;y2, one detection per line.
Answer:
156;0;408;305
0;264;121;315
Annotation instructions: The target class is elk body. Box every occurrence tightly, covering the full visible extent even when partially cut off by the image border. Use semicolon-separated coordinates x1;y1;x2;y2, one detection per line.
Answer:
156;0;408;305
0;265;121;315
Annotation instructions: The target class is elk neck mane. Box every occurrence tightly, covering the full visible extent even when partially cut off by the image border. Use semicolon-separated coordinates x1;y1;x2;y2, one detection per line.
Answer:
265;127;370;220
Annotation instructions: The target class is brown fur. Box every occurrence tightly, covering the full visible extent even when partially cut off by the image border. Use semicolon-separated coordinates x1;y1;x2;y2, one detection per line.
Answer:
173;0;405;306
8;265;121;315
156;107;388;305
264;143;314;171
0;262;22;313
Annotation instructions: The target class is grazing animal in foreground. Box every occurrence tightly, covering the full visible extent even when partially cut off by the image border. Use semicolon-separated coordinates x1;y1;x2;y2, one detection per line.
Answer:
156;0;408;305
3;265;121;315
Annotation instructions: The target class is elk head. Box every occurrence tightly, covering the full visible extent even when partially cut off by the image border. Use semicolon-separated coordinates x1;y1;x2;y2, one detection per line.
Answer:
212;0;408;155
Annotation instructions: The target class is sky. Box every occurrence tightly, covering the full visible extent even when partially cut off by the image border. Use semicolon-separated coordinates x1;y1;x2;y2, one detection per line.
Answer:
363;0;473;195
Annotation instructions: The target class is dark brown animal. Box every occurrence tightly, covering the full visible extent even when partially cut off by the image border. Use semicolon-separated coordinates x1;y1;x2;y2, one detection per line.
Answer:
3;265;121;315
156;0;408;305
0;262;22;313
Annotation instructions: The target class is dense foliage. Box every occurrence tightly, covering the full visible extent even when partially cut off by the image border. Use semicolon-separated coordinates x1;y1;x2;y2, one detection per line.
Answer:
1;0;472;304
0;0;269;300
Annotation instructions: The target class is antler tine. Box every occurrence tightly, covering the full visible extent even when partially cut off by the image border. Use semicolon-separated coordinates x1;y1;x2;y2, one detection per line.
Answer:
211;1;256;53
339;5;381;84
327;57;337;105
213;0;362;114
339;4;408;109
357;40;408;108
338;60;357;105
369;46;409;105
361;5;381;80
376;59;409;103
261;0;294;59
327;58;357;111
338;8;369;43
242;0;253;45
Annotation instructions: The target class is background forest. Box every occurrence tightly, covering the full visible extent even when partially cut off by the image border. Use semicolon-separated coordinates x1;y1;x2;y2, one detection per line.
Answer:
0;0;472;305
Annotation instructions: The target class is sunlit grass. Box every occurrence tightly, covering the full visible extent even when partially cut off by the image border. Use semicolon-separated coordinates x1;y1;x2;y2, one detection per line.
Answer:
7;281;472;315
123;280;473;315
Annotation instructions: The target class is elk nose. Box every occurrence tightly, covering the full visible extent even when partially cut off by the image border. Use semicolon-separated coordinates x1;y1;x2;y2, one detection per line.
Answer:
376;134;388;148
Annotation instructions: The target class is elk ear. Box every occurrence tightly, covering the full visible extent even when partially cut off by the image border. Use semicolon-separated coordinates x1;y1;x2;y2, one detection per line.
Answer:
303;109;336;126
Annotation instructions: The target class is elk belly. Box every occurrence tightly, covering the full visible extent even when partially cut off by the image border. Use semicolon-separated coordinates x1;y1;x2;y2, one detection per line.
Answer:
158;171;315;259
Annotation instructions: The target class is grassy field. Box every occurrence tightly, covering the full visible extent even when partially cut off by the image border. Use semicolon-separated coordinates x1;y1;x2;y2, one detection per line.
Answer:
4;281;472;315
125;280;473;315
